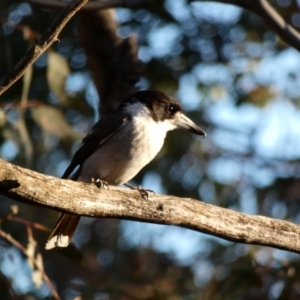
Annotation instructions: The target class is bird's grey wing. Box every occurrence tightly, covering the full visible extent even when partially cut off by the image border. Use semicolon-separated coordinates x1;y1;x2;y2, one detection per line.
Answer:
62;112;131;179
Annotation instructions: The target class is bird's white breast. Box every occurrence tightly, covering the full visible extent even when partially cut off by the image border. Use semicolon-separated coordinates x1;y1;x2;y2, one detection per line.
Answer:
129;105;168;159
78;102;174;185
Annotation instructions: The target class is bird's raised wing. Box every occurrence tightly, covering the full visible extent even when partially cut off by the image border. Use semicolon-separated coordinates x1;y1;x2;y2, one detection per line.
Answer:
62;112;131;179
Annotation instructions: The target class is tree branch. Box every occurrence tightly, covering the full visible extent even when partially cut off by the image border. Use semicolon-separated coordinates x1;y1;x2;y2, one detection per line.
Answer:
0;0;89;96
27;0;151;10
26;0;300;54
193;0;300;52
1;159;300;254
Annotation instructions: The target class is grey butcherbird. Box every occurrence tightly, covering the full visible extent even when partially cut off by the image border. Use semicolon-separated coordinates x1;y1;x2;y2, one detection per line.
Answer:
45;90;206;250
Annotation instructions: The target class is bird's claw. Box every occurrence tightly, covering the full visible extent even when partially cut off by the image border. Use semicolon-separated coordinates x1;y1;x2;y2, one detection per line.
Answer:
137;187;153;200
91;178;109;189
138;185;155;198
124;182;155;199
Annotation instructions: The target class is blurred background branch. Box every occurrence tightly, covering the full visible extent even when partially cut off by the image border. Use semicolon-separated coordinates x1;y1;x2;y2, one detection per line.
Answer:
78;9;143;114
195;0;300;51
25;0;300;53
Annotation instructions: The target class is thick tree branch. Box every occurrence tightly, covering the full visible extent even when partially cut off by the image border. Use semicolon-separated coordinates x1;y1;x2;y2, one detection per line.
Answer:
0;0;88;96
1;159;300;254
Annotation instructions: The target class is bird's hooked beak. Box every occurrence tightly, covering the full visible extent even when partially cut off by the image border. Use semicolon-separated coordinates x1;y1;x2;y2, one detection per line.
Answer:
174;112;206;137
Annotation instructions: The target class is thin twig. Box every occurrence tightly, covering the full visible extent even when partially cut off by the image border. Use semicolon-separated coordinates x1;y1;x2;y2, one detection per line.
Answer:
0;99;43;109
0;18;41;40
0;0;89;96
0;216;50;232
0;229;61;300
13;216;50;231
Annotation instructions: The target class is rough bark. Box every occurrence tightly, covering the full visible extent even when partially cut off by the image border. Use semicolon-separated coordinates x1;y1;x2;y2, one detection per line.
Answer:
1;158;300;255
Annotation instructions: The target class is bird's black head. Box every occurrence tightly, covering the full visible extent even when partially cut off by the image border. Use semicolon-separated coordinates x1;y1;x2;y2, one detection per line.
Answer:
119;90;182;122
119;90;206;136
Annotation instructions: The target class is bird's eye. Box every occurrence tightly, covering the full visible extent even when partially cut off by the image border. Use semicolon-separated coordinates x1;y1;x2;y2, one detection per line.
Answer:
167;104;176;115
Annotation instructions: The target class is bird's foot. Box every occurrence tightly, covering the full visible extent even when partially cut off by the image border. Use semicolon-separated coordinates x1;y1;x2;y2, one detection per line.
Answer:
91;178;109;189
124;182;155;200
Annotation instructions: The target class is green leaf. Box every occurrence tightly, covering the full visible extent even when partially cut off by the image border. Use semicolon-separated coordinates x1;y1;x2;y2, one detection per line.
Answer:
31;105;81;143
0;109;7;128
21;64;33;105
46;50;70;106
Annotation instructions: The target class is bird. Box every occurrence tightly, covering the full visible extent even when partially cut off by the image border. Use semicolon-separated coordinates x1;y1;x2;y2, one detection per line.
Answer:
45;90;206;250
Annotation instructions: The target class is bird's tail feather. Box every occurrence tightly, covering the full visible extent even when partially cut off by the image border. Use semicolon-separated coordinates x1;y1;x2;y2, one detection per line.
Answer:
45;214;80;250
